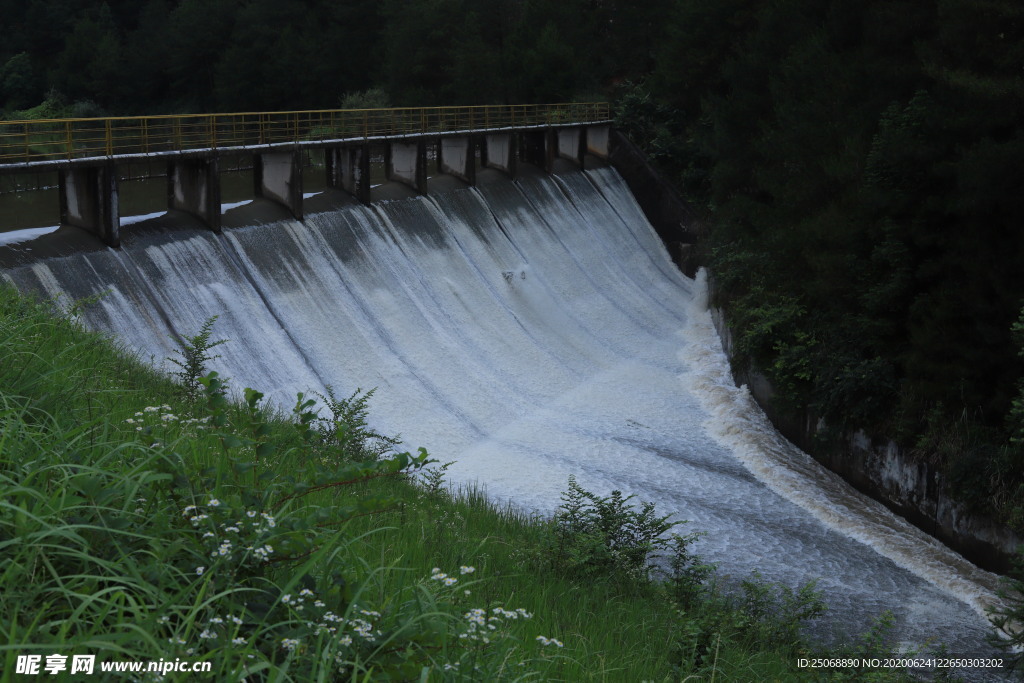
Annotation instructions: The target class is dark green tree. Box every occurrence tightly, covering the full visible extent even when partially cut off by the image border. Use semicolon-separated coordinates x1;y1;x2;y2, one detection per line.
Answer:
0;53;38;111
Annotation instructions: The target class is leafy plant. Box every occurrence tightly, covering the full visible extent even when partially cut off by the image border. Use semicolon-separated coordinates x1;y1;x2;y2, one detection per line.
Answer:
420;459;456;498
311;385;401;462
668;529;716;608
166;315;228;402
735;571;827;646
545;475;696;583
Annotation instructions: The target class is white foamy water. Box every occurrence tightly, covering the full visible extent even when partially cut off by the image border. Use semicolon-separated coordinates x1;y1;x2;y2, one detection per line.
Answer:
680;270;1004;620
1;167;1007;669
0;225;59;246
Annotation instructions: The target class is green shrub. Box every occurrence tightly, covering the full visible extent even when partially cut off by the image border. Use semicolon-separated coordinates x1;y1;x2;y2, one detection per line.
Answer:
543;475;707;586
166;316;228;402
311;385;401;463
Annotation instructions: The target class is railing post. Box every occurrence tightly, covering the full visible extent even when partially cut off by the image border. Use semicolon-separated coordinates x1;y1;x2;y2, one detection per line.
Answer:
23;122;29;162
105;120;113;156
65;121;72;160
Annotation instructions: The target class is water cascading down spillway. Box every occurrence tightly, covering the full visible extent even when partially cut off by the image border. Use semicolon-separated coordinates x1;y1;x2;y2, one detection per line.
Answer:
0;165;1006;665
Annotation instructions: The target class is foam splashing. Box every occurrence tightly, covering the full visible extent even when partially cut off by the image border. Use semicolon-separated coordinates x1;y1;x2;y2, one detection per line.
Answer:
679;268;1004;622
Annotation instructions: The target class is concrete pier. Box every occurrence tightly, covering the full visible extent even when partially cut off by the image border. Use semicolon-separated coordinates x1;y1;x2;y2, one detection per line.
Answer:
585;125;610;158
386;141;428;194
481;133;517;177
519;131;549;172
438;136;475;185
168;156;221;232
326;145;371;204
254;150;303;219
556;127;586;168
58;163;119;248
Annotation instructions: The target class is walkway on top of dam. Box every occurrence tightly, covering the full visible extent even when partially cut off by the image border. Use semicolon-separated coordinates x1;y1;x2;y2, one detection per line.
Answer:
0;103;610;170
0;103;614;249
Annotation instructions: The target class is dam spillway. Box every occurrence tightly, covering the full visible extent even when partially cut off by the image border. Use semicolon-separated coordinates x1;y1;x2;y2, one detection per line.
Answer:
0;165;1005;661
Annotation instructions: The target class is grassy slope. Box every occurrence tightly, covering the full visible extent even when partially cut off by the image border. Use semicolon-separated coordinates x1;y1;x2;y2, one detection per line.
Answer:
0;285;908;681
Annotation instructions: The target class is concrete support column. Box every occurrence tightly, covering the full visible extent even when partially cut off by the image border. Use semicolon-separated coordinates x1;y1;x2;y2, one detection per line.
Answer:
254;150;303;219
556;127;586;168
585;124;610;159
438;136;475;185
386;140;427;194
58;162;119;247
326;145;371;204
167;155;221;232
482;132;516;177
519;130;550;172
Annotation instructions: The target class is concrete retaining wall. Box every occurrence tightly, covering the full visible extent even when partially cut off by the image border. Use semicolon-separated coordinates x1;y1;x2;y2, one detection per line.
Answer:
711;301;1024;573
607;128;698;275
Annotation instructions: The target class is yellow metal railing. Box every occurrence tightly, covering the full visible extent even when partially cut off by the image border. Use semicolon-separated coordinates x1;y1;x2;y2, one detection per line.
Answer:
0;103;610;165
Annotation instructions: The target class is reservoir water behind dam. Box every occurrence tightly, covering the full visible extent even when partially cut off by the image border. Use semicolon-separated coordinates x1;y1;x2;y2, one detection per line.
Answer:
0;165;1008;671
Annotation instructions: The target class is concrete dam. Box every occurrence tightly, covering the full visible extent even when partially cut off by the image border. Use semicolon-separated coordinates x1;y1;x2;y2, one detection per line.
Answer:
0;151;1007;667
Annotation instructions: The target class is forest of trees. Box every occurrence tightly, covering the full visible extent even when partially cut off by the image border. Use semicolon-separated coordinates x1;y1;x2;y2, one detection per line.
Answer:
2;0;1022;530
0;0;670;114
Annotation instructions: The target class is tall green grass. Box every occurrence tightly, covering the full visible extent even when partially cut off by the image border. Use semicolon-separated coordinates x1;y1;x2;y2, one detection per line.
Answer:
0;286;914;681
